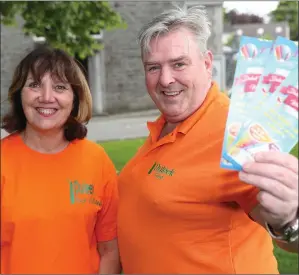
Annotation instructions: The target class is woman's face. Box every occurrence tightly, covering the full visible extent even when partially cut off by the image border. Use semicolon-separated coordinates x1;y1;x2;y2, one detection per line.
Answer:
21;72;74;133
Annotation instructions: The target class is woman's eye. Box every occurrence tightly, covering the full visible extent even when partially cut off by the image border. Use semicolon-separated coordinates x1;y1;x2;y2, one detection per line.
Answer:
55;85;67;91
28;82;40;88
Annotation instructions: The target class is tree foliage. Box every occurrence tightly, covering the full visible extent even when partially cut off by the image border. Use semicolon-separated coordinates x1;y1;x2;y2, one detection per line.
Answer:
223;8;264;25
224;33;235;47
0;1;126;59
223;7;230;23
270;1;298;41
260;33;274;41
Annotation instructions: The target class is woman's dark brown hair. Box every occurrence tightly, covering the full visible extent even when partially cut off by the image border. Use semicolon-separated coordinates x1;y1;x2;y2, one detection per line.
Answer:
1;45;92;141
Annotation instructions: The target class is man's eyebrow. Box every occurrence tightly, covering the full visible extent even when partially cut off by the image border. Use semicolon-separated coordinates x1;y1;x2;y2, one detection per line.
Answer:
144;61;160;66
169;55;189;62
144;55;189;66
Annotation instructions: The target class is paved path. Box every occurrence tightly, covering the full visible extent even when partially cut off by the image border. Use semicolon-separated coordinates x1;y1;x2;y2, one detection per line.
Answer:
1;109;160;142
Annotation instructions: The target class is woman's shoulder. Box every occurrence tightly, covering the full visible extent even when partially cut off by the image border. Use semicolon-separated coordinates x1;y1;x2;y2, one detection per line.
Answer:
72;138;104;152
72;138;110;160
72;138;116;174
1;134;23;170
1;132;21;150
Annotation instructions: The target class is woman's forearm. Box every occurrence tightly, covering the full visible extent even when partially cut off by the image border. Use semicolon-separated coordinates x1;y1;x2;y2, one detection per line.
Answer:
99;251;121;274
98;239;121;274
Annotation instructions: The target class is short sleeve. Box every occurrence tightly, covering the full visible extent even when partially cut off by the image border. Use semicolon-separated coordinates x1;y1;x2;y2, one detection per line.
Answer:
221;170;260;214
95;151;119;242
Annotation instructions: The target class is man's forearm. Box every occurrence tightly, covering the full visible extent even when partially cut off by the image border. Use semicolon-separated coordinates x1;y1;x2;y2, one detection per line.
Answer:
249;205;298;254
275;239;298;254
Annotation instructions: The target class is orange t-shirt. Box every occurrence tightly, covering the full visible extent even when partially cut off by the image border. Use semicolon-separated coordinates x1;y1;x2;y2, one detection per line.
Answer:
117;82;278;274
1;134;118;274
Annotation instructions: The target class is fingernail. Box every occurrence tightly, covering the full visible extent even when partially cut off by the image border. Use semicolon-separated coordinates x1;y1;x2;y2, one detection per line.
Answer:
242;163;251;170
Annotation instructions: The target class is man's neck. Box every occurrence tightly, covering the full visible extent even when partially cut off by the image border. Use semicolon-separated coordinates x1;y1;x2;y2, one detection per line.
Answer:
22;126;69;154
158;121;178;140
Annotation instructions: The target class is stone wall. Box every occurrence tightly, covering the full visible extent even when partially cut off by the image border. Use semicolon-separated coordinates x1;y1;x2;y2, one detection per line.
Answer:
1;17;35;117
102;1;224;114
102;1;176;114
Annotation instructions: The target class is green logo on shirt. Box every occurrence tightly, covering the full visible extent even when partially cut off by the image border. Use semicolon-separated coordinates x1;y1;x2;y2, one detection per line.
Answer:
148;162;175;180
69;180;102;206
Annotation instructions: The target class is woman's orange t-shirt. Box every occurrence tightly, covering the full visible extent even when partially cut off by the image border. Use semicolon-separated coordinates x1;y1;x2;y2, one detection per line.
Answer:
1;134;118;274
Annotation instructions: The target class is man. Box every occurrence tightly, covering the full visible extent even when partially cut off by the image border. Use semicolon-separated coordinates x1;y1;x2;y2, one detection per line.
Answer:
117;5;298;274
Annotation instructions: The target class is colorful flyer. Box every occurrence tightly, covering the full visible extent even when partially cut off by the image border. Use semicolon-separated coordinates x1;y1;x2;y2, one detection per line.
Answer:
248;36;298;112
220;36;273;169
225;67;298;170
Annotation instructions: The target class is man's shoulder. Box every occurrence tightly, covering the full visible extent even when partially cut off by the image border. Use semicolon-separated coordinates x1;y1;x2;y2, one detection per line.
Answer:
213;90;230;111
187;91;230;148
202;90;230;127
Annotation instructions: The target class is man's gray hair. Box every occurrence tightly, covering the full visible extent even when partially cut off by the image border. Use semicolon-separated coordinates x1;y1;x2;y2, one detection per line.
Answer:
137;5;211;56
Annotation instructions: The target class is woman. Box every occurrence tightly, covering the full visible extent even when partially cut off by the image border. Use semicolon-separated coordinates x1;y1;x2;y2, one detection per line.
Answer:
1;46;120;274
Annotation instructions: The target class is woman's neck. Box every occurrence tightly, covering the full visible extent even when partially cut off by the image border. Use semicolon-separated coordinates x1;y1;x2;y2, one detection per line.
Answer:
21;126;69;154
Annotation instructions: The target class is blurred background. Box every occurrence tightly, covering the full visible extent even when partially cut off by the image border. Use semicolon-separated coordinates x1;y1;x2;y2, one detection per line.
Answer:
1;1;298;117
1;3;298;272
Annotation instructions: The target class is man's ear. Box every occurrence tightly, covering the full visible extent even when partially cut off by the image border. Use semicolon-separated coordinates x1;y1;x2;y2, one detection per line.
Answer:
204;50;214;73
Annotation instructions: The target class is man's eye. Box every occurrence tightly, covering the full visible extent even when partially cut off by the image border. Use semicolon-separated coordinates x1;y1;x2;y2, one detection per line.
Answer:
174;62;185;68
148;66;159;72
28;82;40;88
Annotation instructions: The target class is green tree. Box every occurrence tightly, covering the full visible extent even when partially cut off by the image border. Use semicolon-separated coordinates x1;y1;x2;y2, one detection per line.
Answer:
224;33;235;47
260;33;274;40
0;1;126;59
223;8;264;25
270;1;298;41
223;7;230;23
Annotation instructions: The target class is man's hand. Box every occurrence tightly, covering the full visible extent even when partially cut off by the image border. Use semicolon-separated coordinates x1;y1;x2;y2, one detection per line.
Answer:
239;151;298;229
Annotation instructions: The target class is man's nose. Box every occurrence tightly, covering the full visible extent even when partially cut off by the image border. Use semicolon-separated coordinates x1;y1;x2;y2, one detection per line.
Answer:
39;84;55;102
159;67;175;87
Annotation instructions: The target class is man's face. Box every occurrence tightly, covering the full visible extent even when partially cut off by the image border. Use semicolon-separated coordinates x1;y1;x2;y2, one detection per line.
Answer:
143;27;213;123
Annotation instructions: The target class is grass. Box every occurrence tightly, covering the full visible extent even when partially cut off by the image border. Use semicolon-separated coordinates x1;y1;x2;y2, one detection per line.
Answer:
99;138;146;171
99;139;299;274
274;245;298;274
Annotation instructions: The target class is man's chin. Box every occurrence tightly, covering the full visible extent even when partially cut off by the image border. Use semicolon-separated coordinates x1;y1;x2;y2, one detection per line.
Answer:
162;111;188;123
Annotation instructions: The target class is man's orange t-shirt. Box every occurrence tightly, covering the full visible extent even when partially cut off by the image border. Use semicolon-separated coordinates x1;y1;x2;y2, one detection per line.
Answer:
1;134;118;274
117;82;278;274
